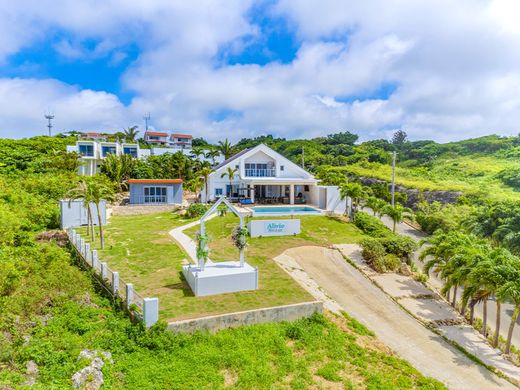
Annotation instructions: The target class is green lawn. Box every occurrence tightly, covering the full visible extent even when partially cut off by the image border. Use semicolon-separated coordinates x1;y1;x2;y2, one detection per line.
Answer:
80;211;365;322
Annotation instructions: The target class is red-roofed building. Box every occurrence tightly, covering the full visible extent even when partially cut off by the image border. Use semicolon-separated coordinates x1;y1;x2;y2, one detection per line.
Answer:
80;132;107;141
169;133;193;149
144;131;169;145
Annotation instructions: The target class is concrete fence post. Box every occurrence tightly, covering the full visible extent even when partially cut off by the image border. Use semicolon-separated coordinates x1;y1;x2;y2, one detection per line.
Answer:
126;283;134;308
143;298;159;327
84;243;91;264
91;250;98;269
73;232;79;247
71;230;76;245
101;262;108;281
112;271;119;295
79;238;85;257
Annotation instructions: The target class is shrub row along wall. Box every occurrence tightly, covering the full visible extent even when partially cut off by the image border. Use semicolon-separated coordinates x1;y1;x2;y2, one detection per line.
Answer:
67;228;159;327
167;301;323;333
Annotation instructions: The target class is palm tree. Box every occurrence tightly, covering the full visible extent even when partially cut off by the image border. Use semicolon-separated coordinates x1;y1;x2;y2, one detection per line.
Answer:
100;154;137;192
190;146;206;160
217;138;234;159
366;196;387;217
199;166;213;202
123;126;139;141
66;179;95;238
339;182;369;216
204;149;220;165
496;260;520;353
88;180;115;249
382;204;413;232
421;231;474;302
464;248;516;346
221;167;238;198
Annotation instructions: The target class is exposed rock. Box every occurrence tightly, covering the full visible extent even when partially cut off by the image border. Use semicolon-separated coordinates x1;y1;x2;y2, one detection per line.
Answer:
358;177;463;208
77;293;99;308
399;263;413;276
36;230;69;247
24;360;39;386
71;350;113;389
78;350;113;364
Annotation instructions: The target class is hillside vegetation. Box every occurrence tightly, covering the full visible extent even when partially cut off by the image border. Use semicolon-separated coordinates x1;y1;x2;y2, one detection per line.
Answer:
0;135;446;388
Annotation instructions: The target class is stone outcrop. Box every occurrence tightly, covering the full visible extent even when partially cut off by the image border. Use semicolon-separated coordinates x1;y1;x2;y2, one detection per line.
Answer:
358;177;463;208
71;350;113;390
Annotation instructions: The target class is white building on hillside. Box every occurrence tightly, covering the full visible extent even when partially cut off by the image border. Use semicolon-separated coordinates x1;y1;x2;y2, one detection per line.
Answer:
201;143;348;213
68;140;222;176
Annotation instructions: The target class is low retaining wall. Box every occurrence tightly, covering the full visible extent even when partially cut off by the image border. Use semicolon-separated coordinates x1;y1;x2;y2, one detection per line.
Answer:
167;301;323;333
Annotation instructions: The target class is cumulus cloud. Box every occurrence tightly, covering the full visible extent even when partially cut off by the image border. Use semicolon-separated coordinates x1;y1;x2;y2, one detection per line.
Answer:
1;0;520;142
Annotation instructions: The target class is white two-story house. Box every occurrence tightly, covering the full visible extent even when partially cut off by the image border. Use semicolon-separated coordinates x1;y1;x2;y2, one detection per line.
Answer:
201;144;320;205
67;140;142;176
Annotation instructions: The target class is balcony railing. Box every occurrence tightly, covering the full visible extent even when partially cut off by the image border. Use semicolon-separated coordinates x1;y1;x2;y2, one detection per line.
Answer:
245;168;276;177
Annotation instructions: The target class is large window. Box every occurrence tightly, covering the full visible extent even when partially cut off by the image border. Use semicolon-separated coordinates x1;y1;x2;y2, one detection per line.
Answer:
123;147;137;157
101;145;117;157
78;144;94;157
245;163;274;177
144;187;167;203
215;188;223;196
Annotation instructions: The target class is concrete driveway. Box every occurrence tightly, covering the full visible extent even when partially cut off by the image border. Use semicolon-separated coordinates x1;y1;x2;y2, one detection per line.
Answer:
279;246;514;389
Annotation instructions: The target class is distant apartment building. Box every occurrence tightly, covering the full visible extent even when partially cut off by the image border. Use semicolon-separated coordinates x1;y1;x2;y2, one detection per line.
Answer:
79;132;107;141
68;138;223;176
67;140;142;176
144;131;169;146
169;134;192;149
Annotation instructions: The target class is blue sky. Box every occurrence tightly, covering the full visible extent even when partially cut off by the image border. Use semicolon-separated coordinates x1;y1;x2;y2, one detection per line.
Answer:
1;0;520;142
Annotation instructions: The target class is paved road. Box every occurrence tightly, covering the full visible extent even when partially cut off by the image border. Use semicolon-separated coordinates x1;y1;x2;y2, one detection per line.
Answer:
283;246;514;389
372;210;520;349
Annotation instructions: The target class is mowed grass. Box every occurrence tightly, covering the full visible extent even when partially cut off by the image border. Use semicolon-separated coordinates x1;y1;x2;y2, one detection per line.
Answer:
185;214;366;262
79;211;365;322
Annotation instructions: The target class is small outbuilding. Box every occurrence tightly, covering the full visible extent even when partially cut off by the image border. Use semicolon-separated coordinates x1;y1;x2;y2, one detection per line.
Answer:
60;199;107;229
128;179;183;205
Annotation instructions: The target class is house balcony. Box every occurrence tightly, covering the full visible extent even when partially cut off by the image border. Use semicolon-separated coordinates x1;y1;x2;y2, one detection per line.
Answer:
245;168;276;177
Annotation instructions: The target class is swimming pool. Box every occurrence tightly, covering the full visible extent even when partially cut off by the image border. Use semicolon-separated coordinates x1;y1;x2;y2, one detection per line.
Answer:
251;206;322;216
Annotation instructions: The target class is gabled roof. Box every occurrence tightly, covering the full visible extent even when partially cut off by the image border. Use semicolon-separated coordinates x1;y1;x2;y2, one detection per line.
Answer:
211;143;314;179
214;148;250;170
145;131;168;137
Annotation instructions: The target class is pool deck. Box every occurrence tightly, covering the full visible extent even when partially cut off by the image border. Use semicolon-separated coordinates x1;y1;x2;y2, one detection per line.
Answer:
251;205;323;217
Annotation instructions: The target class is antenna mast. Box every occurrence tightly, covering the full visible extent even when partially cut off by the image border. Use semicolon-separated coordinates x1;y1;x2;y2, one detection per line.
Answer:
143;113;151;132
302;146;305;168
44;113;55;136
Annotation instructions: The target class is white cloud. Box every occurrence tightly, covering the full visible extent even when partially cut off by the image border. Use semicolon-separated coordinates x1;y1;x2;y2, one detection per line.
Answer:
1;0;520;142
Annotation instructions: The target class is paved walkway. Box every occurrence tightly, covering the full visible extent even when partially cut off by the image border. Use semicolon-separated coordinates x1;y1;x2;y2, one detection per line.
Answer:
275;246;515;389
368;208;520;349
168;215;217;264
337;243;520;384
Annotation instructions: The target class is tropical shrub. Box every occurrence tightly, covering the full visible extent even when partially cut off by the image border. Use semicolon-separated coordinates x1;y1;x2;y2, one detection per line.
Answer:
379;235;418;260
360;238;386;266
353;211;390;238
185;203;208;218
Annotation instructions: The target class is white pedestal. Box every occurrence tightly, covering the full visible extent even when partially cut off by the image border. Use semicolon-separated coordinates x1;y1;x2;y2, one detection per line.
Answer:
183;261;258;296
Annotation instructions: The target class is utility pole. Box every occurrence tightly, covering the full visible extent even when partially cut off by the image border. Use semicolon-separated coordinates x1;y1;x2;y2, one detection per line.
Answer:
391;151;396;207
44;113;54;136
143;113;151;132
301;146;305;168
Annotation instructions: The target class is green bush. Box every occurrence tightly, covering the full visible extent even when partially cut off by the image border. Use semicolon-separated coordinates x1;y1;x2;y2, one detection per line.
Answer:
360;238;405;272
353;211;390;238
185;203;208;218
360;238;386;266
379;235;418;260
383;254;402;272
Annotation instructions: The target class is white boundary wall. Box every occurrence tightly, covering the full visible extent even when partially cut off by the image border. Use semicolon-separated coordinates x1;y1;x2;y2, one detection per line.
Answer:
67;228;159;328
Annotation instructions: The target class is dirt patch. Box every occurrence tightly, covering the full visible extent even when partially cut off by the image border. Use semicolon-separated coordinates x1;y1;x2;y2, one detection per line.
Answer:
111;205;180;216
220;369;237;388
